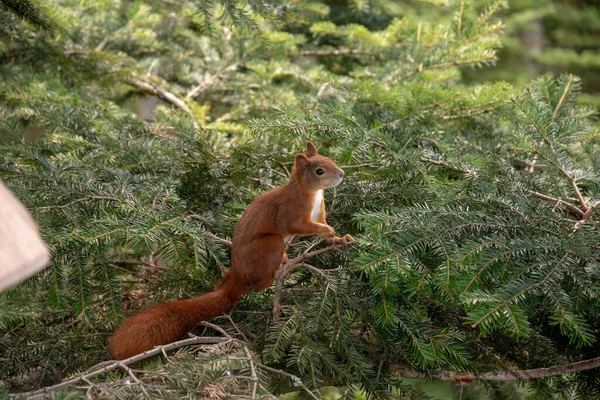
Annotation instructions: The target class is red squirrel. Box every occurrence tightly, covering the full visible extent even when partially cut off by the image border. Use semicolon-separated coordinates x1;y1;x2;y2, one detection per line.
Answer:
109;141;353;359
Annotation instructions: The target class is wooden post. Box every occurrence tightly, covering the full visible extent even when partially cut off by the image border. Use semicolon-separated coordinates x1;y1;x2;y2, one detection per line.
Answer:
0;181;50;292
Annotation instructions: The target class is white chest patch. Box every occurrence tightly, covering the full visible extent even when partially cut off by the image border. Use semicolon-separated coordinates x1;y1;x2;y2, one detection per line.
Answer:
311;190;323;222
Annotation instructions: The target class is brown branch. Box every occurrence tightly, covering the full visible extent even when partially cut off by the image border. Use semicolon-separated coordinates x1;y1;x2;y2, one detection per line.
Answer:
525;189;585;218
11;336;228;399
203;231;232;248
273;238;355;322
127;77;199;129
582;200;600;221
391;355;600;382
574;199;600;230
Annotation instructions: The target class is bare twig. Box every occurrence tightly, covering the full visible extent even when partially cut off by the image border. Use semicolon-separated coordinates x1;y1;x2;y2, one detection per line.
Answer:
221;313;250;342
200;321;232;339
574;199;600;230
11;336;228;399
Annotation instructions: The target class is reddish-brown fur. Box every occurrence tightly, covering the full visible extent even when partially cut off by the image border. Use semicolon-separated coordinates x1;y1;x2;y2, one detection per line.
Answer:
108;142;353;359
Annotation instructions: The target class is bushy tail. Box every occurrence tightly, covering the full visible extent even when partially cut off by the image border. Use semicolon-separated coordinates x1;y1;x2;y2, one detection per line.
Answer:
109;275;245;359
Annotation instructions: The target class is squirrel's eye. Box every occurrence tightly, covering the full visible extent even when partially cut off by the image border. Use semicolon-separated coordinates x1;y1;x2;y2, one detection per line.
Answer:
316;168;325;176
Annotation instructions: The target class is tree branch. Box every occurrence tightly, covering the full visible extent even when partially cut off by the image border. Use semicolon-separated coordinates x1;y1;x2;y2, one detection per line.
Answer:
582;200;600;221
127;77;199;130
525;189;585;218
254;362;321;400
204;231;232;248
186;63;241;99
290;49;387;59
11;336;228;399
391;355;600;383
38;196;119;211
272;239;355;322
399;55;496;81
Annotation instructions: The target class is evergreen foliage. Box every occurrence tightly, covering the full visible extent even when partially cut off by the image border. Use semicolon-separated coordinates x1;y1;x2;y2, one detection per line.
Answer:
1;0;599;399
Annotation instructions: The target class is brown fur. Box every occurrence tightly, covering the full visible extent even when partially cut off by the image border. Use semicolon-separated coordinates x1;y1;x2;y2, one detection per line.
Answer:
108;142;353;359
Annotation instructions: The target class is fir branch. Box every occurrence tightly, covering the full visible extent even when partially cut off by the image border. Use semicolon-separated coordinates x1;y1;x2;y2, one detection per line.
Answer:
525;189;585;217
390;355;600;382
254;362;320;400
186;63;241;99
203;230;232;248
291;49;387;59
37;196;119;211
0;0;54;30
552;76;573;118
273;238;355;322
399;55;497;81
11;336;229;399
127;77;199;130
200;321;259;398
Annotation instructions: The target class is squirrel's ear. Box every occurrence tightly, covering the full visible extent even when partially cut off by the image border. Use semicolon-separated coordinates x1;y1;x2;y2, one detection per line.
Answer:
306;141;318;156
295;153;309;170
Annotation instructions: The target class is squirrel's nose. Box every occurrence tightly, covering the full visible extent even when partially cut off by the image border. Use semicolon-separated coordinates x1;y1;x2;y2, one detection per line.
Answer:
339;169;345;178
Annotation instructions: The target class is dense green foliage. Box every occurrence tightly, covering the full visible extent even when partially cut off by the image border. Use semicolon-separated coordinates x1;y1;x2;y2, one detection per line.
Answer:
1;0;600;399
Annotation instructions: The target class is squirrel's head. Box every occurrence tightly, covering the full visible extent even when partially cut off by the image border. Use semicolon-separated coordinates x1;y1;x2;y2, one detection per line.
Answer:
293;141;345;191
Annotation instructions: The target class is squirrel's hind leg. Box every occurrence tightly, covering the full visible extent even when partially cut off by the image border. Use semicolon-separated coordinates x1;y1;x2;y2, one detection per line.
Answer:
247;235;285;291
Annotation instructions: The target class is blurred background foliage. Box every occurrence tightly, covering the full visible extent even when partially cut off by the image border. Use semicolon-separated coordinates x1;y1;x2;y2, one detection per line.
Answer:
464;0;600;107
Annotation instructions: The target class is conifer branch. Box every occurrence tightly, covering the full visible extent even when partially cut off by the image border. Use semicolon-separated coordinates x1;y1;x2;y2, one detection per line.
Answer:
201;321;259;399
203;230;233;248
186;63;241;99
552;76;573;118
273;238;355;322
391;355;600;382
254;362;321;400
582;200;600;221
38;196;119;211
11;336;229;399
525;189;585;217
127;77;200;130
399;55;496;81
291;49;387;59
